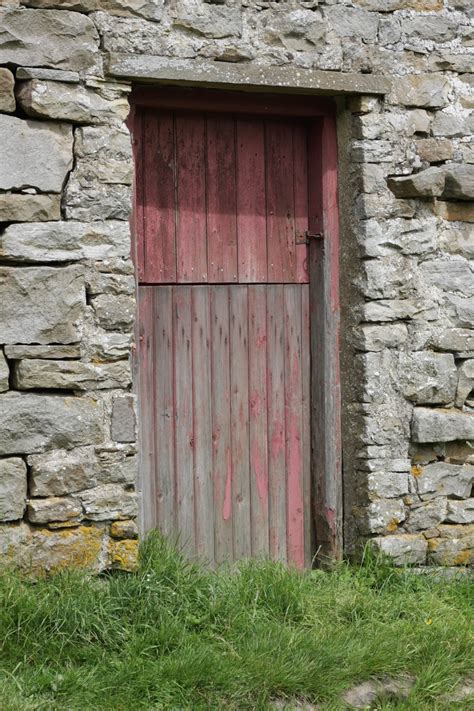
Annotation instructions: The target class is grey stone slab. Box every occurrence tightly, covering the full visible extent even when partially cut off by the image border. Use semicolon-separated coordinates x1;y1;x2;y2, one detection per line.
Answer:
13;359;131;391
446;499;474;525
372;533;427;565
0;266;85;345
412;408;474;443
0;194;61;223
0;8;99;72
79;484;137;521
22;0;164;22
396;352;457;405
0;351;9;393
0;392;104;455
0;67;15;112
0;222;130;263
111;395;136;443
0;115;73;193
0;458;27;522
390;74;450;108
4;345;81;360
106;54;390;95
17;67;80;83
27;497;82;524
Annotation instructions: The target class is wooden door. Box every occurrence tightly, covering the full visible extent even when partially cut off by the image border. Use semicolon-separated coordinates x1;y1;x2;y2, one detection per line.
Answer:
134;103;332;567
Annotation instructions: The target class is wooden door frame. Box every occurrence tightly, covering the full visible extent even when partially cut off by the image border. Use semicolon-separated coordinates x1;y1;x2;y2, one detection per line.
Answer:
129;86;342;562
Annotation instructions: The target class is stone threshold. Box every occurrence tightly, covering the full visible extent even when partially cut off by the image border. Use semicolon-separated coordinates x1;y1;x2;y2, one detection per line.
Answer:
106;54;390;96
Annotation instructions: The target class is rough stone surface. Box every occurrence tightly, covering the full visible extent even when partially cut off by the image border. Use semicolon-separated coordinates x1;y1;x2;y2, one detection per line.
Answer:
0;350;9;392
412;462;474;500
428;524;474;566
4;345;81;360
79;484;137;521
372;534;428;565
110;518;138;539
406;497;448;531
446;500;474;525
14;359;131;391
91;294;135;331
27;497;82;524
16;66;80;83
0;8;99;72
390;75;450;109
456;360;474;408
0;458;27;522
22;0;164;22
28;447;136;496
396;352;457;405
111;395;136;442
0;193;61;222
0;266;85;345
412;408;474;443
0;393;103;456
16;79;129;124
0;114;73;192
342;676;415;709
0;66;15;112
415;138;453;163
0;221;130;263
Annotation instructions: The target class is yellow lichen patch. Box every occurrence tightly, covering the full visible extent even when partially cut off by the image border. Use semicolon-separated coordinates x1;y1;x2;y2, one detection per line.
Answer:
37;526;104;573
108;538;139;572
427;538;440;551
386;519;400;533
110;520;138;540
411;465;423;478
453;550;470;566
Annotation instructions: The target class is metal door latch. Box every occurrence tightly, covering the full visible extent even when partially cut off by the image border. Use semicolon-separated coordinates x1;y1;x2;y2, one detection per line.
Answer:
296;231;324;245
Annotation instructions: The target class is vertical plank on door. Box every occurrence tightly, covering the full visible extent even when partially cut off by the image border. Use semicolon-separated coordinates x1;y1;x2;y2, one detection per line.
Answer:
236;120;267;283
153;287;175;537
293;124;309;285
143;110;176;283
133;110;145;282
137;287;157;532
284;285;305;568
265;121;296;283
192;287;215;563
173;286;195;557
267;284;287;562
229;287;251;558
301;284;313;567
210;286;234;564
176;115;207;283
248;285;269;558
206;118;238;283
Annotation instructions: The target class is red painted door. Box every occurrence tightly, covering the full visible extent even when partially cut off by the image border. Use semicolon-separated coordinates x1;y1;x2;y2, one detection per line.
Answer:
136;108;314;567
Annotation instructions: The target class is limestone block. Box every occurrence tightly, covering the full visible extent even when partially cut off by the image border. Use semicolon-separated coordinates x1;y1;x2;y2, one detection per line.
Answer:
421;259;474;296
363;299;418;322
21;0;164;21
390;74;450;109
379;17;401;45
16;66;80;83
416;138;453;163
92;294;135;331
14;359;131;391
396;352;457;405
27;497;82;524
0;458;27;521
28;447;136;496
86;271;134;297
16;80;129;125
412;408;474;443
0;266;84;345
413;462;474;499
0;67;15;112
0;115;72;193
264;9;326;51
4;345;81;360
0;350;8;392
325;5;378;41
173;0;241;38
432;329;474;354
367;471;409;498
456;360;474;408
447;294;474;329
372;533;428;565
461;144;474;164
79;484;137;521
360;218;437;258
0;8;99;72
402;16;456;42
110;519;138;539
111;395;136;443
440;224;474;258
388;167;445;198
442;165;474;201
432;111;465;137
0;222;130;263
73;125;133;184
91;12;170;55
360;257;410;300
354;0;443;9
64;181;132;221
428;524;474;566
351;140;393;163
0;523;105;573
0;393;104;456
108;537;139;571
434;200;474;222
82;326;131;362
446;500;474;525
0;194;61;222
406;497;448;531
358;499;406;534
355;323;408;351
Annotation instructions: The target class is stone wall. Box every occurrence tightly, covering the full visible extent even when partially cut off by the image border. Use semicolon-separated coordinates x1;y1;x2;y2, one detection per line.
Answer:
0;0;472;571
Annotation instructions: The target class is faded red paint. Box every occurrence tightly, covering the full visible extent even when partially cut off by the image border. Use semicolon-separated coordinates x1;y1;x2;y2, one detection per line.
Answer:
223;450;232;521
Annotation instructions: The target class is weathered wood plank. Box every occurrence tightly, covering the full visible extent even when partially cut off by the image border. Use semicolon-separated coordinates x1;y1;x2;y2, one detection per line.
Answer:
236;120;267;283
248;285;269;558
266;284;287;562
192;286;215;563
173;286;195;557
206;118;238;283
301;283;313;567
229;286;251;558
175;115;207;283
294;124;309;284
284;285;305;568
210;285;233;564
265;121;296;283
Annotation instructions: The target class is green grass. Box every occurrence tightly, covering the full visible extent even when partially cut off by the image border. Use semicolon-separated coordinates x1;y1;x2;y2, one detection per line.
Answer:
0;533;472;710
